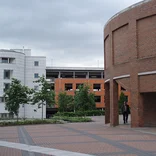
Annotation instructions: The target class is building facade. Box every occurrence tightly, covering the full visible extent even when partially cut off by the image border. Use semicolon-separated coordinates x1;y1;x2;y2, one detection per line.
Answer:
0;49;46;119
46;67;105;115
104;0;156;127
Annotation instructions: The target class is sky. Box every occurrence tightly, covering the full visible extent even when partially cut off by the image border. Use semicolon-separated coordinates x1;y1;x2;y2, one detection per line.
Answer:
0;0;142;67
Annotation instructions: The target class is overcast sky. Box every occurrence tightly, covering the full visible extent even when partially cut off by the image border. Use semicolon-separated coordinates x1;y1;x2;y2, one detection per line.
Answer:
0;0;142;67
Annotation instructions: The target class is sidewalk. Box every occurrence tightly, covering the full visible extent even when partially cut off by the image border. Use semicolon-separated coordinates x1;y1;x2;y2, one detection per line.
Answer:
0;116;156;156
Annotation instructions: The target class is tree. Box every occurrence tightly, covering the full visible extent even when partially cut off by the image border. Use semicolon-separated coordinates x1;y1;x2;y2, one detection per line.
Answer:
32;75;55;120
118;92;126;112
58;92;74;112
4;78;32;121
74;84;96;111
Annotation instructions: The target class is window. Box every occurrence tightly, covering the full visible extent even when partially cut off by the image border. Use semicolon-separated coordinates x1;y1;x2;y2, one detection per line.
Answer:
0;97;4;103
65;83;73;91
34;73;39;78
93;84;101;91
1;58;15;63
4;83;10;92
34;86;39;91
34;61;39;66
2;58;8;63
76;83;83;89
94;96;101;103
1;113;8;118
4;70;12;79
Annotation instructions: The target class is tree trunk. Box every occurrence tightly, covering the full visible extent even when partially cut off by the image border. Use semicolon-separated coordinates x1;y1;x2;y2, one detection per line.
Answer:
42;102;43;120
17;114;19;122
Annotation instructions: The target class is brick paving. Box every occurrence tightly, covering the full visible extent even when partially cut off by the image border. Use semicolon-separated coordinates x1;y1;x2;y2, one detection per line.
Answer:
0;116;156;156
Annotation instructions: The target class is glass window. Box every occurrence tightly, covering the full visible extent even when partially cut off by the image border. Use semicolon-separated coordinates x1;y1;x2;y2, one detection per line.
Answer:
4;83;10;92
4;70;11;79
0;97;4;102
2;58;8;63
76;83;83;89
34;73;39;78
34;61;39;66
65;83;73;91
94;96;101;103
93;84;101;91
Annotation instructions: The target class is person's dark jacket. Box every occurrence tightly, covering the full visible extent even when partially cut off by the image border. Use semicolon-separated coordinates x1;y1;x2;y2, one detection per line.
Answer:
121;104;130;114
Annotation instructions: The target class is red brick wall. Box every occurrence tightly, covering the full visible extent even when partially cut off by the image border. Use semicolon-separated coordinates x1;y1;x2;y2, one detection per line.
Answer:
55;78;105;109
113;24;130;65
104;0;156;127
137;15;156;58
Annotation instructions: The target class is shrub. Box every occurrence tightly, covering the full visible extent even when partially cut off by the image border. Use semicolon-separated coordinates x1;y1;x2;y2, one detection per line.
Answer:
0;119;63;127
54;110;104;117
53;116;92;122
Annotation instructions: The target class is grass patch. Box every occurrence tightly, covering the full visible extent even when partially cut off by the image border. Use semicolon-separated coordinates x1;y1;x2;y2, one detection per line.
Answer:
0;119;63;127
52;116;92;123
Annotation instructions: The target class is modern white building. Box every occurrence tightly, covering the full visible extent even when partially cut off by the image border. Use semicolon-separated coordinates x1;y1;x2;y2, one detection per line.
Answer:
0;49;46;119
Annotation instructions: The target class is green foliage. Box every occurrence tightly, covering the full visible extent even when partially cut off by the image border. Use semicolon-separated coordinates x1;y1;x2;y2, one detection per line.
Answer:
32;76;55;119
4;78;33;120
118;92;126;111
58;92;74;112
55;110;105;117
0;119;63;126
52;116;92;122
74;84;96;111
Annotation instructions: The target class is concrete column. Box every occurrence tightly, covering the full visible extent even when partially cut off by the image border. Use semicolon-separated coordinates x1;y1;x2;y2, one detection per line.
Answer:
58;71;61;78
110;79;119;126
104;82;110;124
86;72;89;79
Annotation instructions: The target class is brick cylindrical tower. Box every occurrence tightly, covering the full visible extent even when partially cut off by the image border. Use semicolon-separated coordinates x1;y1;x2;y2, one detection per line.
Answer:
104;0;156;127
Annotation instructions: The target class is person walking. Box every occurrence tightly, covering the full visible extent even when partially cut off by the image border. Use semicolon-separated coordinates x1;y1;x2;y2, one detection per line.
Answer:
121;101;130;124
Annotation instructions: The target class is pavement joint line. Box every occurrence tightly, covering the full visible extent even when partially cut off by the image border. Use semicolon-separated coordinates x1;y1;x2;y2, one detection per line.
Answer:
59;125;156;156
18;127;41;156
0;140;94;156
18;126;31;156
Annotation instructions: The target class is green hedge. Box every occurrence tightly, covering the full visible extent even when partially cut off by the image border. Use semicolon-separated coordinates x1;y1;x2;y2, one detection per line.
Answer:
55;110;104;117
0;119;63;127
53;116;92;122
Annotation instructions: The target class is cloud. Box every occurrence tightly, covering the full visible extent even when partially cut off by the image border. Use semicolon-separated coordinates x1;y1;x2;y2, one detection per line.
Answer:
0;0;142;67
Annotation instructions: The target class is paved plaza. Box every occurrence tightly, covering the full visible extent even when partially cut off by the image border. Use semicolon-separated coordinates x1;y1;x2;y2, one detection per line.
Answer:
0;116;156;156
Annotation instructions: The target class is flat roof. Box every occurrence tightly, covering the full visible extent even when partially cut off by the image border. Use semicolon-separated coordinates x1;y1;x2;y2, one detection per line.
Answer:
46;66;104;71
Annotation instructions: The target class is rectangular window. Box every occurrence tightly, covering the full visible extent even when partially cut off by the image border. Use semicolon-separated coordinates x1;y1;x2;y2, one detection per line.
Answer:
34;73;39;78
65;83;73;91
9;58;15;63
1;113;8;118
34;61;39;66
4;70;11;79
2;58;8;63
93;84;101;91
94;96;101;103
4;83;10;92
76;83;83;89
0;97;4;103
